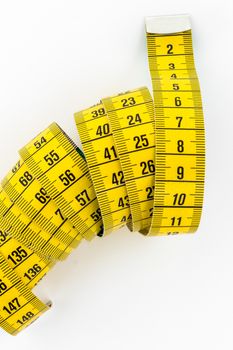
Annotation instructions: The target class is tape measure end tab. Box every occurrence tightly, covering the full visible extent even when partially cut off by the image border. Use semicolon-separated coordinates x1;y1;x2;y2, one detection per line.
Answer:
46;301;53;308
145;14;191;34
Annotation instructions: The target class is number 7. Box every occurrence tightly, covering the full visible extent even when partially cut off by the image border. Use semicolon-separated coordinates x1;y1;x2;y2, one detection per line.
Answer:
176;116;183;128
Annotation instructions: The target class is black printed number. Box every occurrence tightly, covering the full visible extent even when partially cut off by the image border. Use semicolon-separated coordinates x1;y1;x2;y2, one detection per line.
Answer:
140;160;155;175
19;171;33;187
35;188;50;204
76;189;91;207
55;208;65;221
177;166;184;180
121;97;136;107
167;44;173;54
34;136;47;149
44;150;60;166
0;280;7;294
17;312;34;326
173;84;179;90
176;116;183;127
24;264;42;281
91;208;102;222
177;140;184;153
91;108;105;118
171;217;182;226
104;146;117;160
7;246;28;266
112;171;125;186
133;134;149;149
96;123;110;136
12;161;21;174
127;113;142;125
146;186;155;199
175;97;182;106
118;195;129;208
3;298;21;315
59;170;76;186
0;230;7;243
173;193;186;206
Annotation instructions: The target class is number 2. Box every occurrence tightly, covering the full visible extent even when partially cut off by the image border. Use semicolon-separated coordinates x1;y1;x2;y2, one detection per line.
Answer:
167;44;173;54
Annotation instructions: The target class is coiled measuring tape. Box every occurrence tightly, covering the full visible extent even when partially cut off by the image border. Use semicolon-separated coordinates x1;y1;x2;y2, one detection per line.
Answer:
75;87;156;234
0;14;205;335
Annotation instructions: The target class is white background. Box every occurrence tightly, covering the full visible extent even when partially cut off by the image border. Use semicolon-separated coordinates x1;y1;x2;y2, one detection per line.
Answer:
0;0;233;349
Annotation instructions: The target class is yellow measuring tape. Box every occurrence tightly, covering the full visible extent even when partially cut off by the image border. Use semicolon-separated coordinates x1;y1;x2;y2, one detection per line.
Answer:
146;15;205;235
0;14;205;335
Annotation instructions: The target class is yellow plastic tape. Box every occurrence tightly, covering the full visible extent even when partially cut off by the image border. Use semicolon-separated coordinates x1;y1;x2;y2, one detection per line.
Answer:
146;15;205;235
19;123;103;240
0;14;205;335
2;159;81;251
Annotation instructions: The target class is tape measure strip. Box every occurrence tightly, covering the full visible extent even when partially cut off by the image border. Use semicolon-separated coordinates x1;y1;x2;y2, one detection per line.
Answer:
102;87;156;233
19;123;103;240
0;224;54;290
1;159;82;251
0;186;72;260
146;15;205;235
0;252;51;335
75;103;131;235
0;224;54;334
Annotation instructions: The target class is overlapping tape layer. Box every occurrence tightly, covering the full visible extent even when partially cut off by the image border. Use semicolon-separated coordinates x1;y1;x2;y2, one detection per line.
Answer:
0;15;205;335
